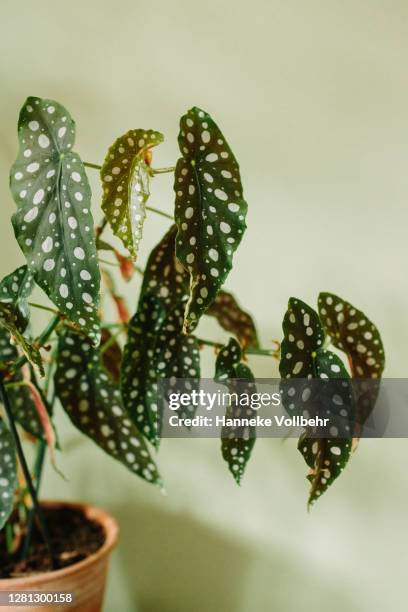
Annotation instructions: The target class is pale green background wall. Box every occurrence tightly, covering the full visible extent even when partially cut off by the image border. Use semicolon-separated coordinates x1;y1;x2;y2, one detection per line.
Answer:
1;1;408;610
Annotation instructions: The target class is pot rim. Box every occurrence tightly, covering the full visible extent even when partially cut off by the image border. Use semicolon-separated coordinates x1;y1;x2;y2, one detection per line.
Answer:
0;500;119;587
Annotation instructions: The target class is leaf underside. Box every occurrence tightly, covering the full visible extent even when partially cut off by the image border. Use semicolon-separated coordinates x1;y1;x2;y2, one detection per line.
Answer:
0;418;17;529
101;129;164;260
174;107;248;334
54;329;161;486
215;338;256;484
10;96;101;344
206;290;259;349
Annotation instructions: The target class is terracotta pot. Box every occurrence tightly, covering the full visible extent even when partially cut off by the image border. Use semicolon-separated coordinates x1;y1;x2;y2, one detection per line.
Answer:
0;501;119;612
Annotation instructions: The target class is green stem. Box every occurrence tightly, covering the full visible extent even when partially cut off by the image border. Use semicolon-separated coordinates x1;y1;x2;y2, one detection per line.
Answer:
28;302;59;316
11;315;61;374
0;377;57;568
100;328;125;355
99;258;120;268
84;161;101;170
152;166;176;175
197;337;280;359
146;206;173;221
21;439;47;561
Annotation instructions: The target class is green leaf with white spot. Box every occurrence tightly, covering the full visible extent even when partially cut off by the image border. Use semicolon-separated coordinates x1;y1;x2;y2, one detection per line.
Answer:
54;329;161;486
101;129;164;260
299;351;353;507
318;292;385;430
0;328;46;439
10;97;101;345
140;224;189;312
175;107;248;334
279;297;325;380
215;338;256;484
0;418;17;530
206;290;259;349
0;266;43;374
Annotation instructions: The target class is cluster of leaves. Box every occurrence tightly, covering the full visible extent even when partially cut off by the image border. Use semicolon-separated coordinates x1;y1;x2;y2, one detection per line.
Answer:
280;294;384;506
0;95;386;534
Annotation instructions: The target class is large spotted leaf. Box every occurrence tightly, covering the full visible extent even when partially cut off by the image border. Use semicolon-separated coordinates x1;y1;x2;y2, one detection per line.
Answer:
121;296;200;446
54;330;161;486
101;129;164;260
174;107;248;334
206;290;259;349
215;338;256;484
140;224;189;316
10;97;100;345
0;418;17;530
0;266;43;374
298;351;353;507
318;292;385;429
0;329;45;439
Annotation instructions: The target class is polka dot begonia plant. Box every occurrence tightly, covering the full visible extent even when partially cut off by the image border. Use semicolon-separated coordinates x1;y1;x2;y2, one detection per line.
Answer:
0;95;386;542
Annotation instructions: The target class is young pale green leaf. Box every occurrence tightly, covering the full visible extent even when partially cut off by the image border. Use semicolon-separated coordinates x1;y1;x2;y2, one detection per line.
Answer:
0;265;43;373
299;350;353;507
0;418;17;530
279;298;325;380
318;292;385;430
175;107;248;334
10;97;101;345
55;329;161;486
0;329;46;439
101;129;164;260
206;290;259;349
215;338;256;484
140;224;189;315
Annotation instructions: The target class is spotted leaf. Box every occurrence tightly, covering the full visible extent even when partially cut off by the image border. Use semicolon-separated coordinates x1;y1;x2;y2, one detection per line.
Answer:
140;224;189;315
0;418;17;530
279;297;325;380
298;351;353;507
175;107;248;334
10;97;101;345
101;129;164;260
54;329;161;486
206;290;259;349
215;338;256;484
0;329;46;439
318;292;385;429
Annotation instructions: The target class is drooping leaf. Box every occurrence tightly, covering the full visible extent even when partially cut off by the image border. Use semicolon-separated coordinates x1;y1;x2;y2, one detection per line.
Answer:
215;338;256;484
206;290;259;349
101;129;164;260
121;295;166;446
121;296;201;446
279;298;353;505
10;97;101;344
0;266;43;373
140;224;189;315
318;292;385;430
0;417;17;530
54;329;161;486
0;329;45;439
298;351;353;507
174;107;248;334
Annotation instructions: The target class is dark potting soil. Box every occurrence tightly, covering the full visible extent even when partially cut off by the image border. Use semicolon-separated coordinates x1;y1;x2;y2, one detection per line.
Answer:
0;506;105;579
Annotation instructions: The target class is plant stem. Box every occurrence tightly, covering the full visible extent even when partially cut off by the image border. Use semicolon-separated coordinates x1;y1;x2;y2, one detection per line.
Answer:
28;302;59;316
152;166;176;175
146;206;173;221
0;377;57;568
197;337;280;359
20;439;47;561
100;327;125;355
84;161;101;170
12;315;61;374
